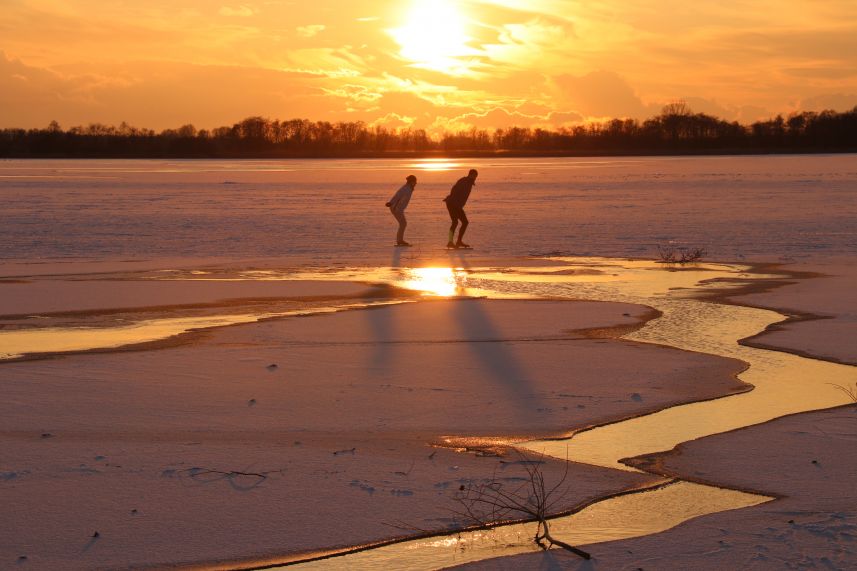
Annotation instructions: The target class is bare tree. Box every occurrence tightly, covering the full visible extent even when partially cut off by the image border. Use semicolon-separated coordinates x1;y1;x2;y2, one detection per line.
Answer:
661;100;693;117
455;452;591;559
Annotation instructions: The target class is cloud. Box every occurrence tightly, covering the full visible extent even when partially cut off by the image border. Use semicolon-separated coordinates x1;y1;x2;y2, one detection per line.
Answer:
322;84;383;104
434;106;582;132
370;113;416;129
554;71;658;120
279;47;370;78
296;24;326;38
734;105;777;123
0;53;324;129
482;18;572;66
219;5;256;17
799;93;857;113
672;97;731;119
2;1;857;130
783;66;857;79
546;111;585;126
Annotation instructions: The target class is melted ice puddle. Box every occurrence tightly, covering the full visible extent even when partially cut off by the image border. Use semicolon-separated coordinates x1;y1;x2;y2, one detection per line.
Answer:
270;258;854;570
0;301;408;359
0;264;535;360
2;258;853;570
281;481;765;570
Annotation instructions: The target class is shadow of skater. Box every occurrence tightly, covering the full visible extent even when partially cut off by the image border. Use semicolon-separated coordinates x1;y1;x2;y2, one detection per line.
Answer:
455;299;535;402
363;248;403;369
449;250;537;409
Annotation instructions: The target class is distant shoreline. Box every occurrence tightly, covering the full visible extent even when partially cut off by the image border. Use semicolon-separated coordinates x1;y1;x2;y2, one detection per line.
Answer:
3;148;857;160
3;106;855;159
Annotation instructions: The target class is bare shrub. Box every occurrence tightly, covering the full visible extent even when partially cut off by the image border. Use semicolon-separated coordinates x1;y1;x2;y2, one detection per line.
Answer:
657;245;707;264
831;382;857;402
455;452;591;559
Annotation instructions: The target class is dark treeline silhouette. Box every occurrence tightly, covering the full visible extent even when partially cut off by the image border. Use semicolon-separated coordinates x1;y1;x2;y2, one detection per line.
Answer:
2;103;856;158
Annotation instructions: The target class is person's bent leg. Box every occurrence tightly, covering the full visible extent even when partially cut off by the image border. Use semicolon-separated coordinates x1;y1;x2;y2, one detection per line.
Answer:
394;210;407;243
456;211;469;244
447;204;459;245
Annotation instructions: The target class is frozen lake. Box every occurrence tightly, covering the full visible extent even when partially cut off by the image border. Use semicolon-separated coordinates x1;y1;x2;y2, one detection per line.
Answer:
1;157;855;570
1;155;855;263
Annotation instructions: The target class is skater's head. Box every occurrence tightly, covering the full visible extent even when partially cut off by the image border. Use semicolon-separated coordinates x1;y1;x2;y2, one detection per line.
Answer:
467;169;478;181
406;174;417;187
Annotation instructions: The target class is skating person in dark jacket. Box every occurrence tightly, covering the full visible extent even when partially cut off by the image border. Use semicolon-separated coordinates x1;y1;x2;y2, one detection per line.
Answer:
443;169;478;248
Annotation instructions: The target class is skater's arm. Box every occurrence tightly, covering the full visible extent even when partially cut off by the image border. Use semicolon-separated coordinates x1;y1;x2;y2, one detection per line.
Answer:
387;192;400;209
387;185;407;210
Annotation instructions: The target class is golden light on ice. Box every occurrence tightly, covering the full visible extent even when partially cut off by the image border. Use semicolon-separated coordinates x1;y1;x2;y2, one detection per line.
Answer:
401;267;464;296
411;159;461;171
390;0;472;74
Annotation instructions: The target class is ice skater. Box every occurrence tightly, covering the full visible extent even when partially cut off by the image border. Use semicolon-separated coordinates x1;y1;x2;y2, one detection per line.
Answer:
386;174;417;246
443;169;478;248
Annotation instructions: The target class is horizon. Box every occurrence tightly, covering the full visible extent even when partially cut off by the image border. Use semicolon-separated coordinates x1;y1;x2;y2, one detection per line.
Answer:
2;1;857;132
7;102;857;137
4;104;855;159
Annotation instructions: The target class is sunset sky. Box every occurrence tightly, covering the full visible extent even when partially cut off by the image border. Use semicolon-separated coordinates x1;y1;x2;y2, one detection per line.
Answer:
2;0;856;132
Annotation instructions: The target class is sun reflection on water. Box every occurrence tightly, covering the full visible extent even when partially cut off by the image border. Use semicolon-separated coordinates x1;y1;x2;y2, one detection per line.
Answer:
399;267;465;296
410;159;460;171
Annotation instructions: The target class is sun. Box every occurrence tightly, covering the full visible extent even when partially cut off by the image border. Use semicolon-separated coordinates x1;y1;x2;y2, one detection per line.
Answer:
390;0;473;75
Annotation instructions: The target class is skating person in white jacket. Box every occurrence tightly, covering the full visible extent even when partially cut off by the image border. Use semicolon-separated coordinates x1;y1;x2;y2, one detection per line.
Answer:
386;174;417;246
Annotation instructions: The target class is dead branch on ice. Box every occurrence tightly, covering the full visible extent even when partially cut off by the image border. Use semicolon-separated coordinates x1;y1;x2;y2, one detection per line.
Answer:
830;382;857;402
176;467;283;490
657;245;707;264
454;451;591;559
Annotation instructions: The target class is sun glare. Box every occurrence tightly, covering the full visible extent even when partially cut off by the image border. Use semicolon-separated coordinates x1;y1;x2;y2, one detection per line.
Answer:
411;159;461;171
401;267;465;296
390;0;472;75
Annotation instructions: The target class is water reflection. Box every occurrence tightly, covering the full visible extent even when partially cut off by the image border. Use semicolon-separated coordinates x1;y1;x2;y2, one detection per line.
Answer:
3;257;854;570
282;481;768;570
265;258;854;570
400;267;465;296
0;265;477;360
516;260;855;470
410;159;461;171
0;302;406;360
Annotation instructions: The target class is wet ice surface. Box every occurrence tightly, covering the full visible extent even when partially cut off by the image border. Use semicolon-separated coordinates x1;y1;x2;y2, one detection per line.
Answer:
0;258;765;359
284;482;769;571
2;157;855;569
270;258;853;570
1;155;856;263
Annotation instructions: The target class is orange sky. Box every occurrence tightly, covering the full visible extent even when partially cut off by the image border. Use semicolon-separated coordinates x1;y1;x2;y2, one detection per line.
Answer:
2;0;856;131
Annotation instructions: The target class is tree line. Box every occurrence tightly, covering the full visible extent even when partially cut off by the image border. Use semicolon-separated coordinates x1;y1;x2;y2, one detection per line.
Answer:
1;103;855;158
